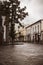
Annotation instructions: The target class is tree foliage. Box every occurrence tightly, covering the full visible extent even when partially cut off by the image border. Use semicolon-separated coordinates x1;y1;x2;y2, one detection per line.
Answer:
0;0;28;43
2;0;28;24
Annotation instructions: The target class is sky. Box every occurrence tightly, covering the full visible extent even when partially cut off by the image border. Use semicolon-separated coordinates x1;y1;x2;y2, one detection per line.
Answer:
0;0;43;25
20;0;43;25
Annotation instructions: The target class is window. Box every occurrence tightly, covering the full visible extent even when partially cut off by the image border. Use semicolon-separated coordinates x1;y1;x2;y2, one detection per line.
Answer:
38;25;39;33
33;27;34;32
35;26;36;31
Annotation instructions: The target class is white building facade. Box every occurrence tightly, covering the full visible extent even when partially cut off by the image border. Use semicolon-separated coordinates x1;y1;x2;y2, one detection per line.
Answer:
26;20;43;43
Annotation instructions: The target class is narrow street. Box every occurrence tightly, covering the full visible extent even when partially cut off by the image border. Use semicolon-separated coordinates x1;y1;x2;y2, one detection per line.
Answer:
0;42;43;65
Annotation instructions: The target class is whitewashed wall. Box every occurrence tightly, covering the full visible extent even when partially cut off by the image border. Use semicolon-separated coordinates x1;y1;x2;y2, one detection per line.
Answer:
26;21;42;41
26;27;31;35
41;20;43;31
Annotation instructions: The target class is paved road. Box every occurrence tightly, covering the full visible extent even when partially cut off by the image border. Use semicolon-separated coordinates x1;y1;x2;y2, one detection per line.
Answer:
0;43;43;65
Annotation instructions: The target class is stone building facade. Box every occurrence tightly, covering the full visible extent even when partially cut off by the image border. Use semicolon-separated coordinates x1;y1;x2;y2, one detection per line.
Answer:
15;24;26;42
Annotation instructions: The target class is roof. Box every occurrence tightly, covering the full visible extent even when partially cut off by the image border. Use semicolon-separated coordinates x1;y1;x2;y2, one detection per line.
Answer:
26;20;42;29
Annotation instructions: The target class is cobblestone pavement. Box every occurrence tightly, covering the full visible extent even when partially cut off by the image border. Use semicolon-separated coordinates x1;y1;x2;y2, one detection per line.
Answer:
0;43;43;65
